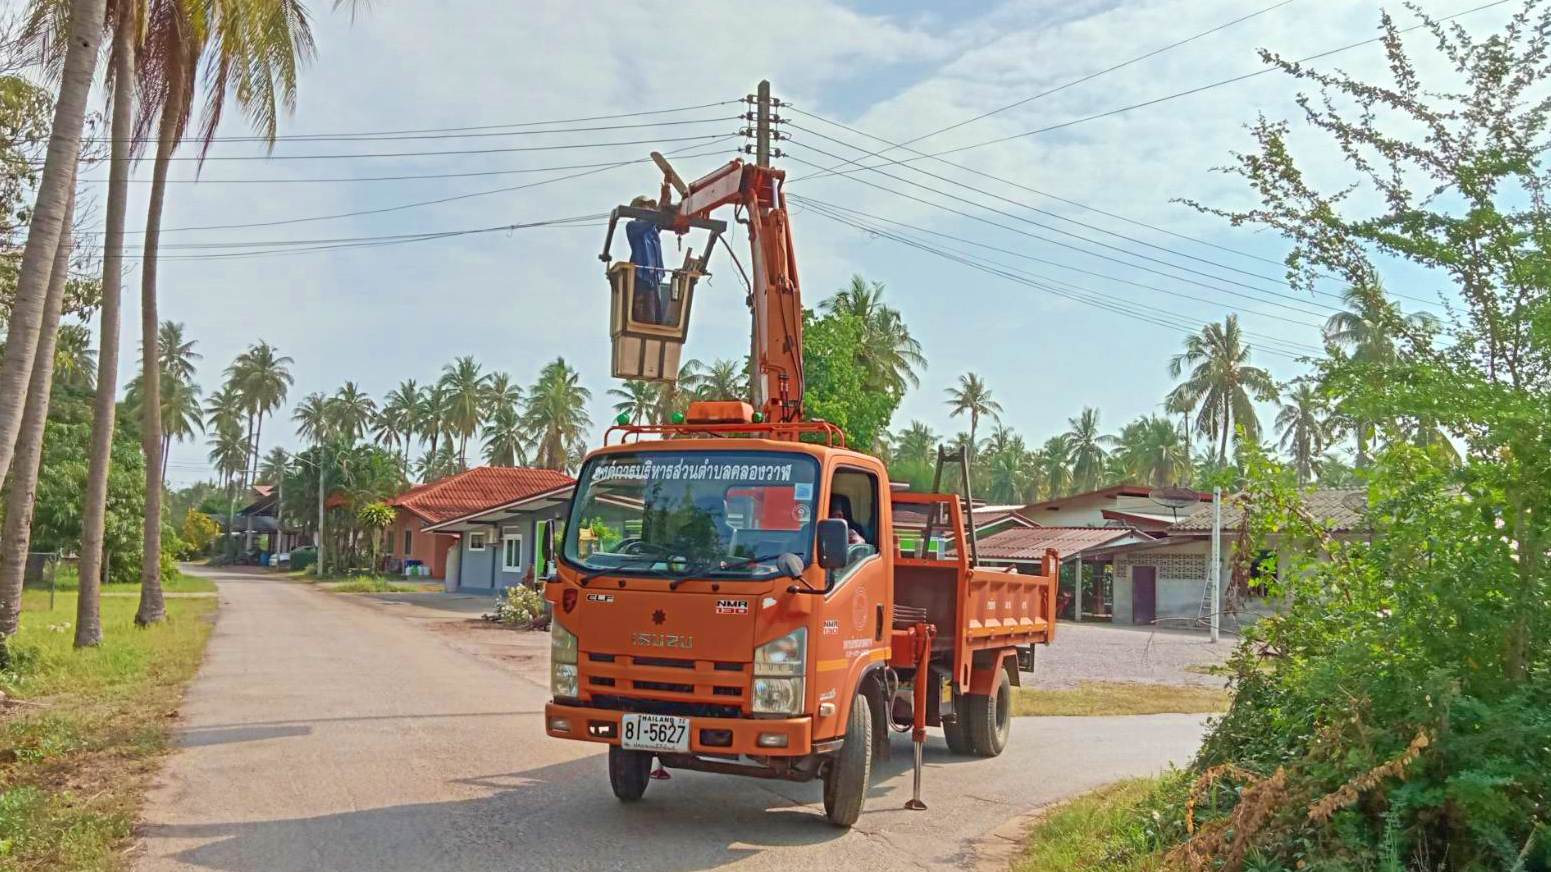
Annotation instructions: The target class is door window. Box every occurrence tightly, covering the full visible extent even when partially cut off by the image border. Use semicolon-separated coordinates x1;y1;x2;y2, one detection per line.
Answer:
828;468;880;575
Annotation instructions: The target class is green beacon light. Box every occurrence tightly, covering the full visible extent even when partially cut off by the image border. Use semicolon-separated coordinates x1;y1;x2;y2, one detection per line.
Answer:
670;411;686;424
615;413;630;426
751;412;764;423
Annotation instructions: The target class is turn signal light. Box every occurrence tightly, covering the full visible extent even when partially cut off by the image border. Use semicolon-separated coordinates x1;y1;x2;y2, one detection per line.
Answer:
756;733;789;748
562;588;578;613
548;717;572;733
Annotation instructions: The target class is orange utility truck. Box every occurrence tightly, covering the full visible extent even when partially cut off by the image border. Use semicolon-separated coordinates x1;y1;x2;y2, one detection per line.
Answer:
542;114;1057;826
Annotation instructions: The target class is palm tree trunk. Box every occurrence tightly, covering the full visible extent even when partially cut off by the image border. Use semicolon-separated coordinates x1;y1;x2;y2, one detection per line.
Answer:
0;0;106;489
161;435;170;489
0;182;77;640
76;17;134;649
1218;401;1231;466
137;72;185;627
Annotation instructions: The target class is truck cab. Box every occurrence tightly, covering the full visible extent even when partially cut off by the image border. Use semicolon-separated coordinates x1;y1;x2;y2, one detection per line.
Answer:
543;412;1056;826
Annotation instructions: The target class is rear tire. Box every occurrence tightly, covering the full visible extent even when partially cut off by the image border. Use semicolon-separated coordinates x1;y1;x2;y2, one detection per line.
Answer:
966;667;1012;758
942;687;973;755
822;693;873;827
609;746;652;801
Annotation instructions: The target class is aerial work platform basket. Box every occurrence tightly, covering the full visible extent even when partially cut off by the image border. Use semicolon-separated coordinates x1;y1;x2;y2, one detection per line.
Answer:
606;259;699;381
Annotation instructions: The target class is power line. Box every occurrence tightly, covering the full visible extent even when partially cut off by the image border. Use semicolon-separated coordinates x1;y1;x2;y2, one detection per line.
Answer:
103;138;738;235
797;1;1510;172
81;154;726;185
863;0;1297;156
47;132;735;164
799;197;1317;360
87;108;742;146
790;194;1326;332
785;141;1337;318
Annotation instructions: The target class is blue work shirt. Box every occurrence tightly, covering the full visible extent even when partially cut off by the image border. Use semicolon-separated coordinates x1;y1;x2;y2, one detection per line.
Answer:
625;217;665;287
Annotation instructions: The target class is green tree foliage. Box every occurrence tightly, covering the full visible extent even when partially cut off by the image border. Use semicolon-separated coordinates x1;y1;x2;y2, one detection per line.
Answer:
803;308;899;453
1160;5;1551;867
29;387;145;583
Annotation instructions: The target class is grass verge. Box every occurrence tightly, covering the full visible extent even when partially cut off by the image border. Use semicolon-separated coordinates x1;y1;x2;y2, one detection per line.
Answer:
318;577;437;594
49;565;216;595
0;588;217;871
1012;778;1172;872
1013;681;1229;717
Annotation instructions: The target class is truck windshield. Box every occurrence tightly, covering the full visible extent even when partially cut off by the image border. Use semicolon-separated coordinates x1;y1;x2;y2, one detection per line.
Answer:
564;450;821;579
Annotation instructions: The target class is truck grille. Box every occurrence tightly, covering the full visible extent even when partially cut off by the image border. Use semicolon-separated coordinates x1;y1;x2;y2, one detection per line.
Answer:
585;694;741;719
579;651;749;712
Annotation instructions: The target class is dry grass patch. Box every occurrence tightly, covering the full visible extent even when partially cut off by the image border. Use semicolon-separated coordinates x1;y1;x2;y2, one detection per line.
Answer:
1013;681;1230;717
0;588;216;871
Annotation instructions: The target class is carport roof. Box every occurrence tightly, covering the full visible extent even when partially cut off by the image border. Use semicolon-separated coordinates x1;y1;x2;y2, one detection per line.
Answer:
390;466;573;524
973;526;1150;561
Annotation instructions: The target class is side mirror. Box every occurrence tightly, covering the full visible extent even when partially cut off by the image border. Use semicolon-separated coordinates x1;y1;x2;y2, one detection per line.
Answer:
817;519;850;570
539;527;554;576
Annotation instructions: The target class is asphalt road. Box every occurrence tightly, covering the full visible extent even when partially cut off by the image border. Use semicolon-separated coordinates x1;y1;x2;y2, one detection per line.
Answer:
135;568;1206;872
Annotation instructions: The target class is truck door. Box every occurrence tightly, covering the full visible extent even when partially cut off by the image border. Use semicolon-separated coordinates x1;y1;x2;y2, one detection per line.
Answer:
812;465;891;740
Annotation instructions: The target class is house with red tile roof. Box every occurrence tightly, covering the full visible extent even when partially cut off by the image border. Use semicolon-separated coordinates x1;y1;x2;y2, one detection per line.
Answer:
384;467;574;582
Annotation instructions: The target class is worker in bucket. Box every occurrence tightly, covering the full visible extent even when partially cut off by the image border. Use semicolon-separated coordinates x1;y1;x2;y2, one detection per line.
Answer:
625;196;668;324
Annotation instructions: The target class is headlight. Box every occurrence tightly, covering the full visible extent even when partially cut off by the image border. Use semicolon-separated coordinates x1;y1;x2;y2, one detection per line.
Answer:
551;662;579;699
753;628;807;677
551;621;579;699
752;677;804;715
551;620;578;664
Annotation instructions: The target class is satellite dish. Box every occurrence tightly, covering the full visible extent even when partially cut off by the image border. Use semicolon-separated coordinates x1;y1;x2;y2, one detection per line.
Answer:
1149;485;1201;510
1149;485;1202;522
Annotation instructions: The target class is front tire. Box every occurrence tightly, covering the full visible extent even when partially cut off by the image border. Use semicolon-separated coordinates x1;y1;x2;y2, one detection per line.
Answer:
965;667;1012;758
609;746;652;801
822;693;873;827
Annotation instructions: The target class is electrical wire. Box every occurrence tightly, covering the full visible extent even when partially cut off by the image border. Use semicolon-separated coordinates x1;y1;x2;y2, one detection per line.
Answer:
790;194;1325;330
801;198;1318;360
46;132;735;164
785;143;1336;318
82;154;728;185
797;0;1511;172
856;0;1297;156
102;138;738;235
89;99;744;144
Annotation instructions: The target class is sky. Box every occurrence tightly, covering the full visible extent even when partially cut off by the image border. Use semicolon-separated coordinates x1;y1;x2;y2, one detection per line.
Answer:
73;0;1501;487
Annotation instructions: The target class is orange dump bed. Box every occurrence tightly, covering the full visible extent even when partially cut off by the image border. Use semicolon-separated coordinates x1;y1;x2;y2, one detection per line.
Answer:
888;493;1057;690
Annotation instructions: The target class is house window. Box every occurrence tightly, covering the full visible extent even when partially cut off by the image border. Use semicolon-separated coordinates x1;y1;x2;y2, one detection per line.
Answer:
468;531;487;551
502;533;524;573
403;529;413;555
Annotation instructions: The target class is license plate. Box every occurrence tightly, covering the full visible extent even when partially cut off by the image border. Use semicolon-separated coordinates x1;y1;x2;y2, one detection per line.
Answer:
620;714;690;753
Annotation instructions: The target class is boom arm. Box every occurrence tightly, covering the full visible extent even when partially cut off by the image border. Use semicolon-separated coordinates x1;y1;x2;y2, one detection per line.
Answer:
669;158;806;424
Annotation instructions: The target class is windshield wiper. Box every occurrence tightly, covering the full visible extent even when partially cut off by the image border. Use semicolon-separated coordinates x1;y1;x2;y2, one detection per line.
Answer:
579;555;675;586
668;553;800;590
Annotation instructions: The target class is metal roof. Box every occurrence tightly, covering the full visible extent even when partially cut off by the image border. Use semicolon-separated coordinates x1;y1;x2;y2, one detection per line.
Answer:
1170;488;1365;532
973;526;1148;561
390;467;574;524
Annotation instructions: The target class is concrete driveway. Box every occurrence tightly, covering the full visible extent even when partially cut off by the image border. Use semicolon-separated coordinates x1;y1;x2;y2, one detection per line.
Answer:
135;568;1206;872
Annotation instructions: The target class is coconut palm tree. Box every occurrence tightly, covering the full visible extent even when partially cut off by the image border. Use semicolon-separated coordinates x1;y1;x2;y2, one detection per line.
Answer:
329;382;376;444
51;322;95;389
1063;407;1107;493
654;359;704;422
1108;416;1191;488
377;379;419;467
894;420;938;466
204;382;244;438
157;320;199;382
822;275;925;397
1275;381;1329;485
523;358;591;472
483;371;523;420
691;358;748;402
415;382;450;459
1166;315;1279;466
982;429;1031;504
437;356;487;466
1039;435;1072;498
609;380;661;424
227;341;294;486
124;370;203;485
68;0;135;648
292;392;332;446
0;0;107;498
945;372;1001;463
1322;281;1439;466
482;405;527;467
259;446;291;486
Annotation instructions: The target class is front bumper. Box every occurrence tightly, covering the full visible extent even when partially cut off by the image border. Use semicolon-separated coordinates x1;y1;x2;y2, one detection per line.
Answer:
545;702;813;756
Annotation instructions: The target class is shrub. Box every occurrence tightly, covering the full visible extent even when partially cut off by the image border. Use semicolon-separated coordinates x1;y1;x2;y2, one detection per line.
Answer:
486;584;546;628
179;510;219;556
289;546;317;572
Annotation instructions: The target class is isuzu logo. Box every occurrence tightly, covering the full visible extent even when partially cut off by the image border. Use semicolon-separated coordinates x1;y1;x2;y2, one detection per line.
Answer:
631;631;695;650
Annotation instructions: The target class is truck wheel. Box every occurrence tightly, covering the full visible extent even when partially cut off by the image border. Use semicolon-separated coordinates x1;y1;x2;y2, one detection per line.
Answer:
941;688;973;755
608;746;652;801
822;693;873;827
966;668;1012;758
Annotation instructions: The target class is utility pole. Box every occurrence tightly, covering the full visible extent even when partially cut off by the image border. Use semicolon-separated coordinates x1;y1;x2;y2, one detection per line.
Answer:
755;79;771;167
316;449;326;576
1209;487;1222;643
747;80;774;411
